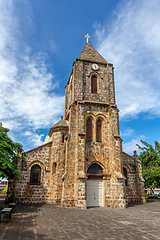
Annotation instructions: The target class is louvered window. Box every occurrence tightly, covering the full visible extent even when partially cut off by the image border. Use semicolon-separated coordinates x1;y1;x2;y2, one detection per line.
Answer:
91;75;97;93
96;119;102;142
86;118;92;142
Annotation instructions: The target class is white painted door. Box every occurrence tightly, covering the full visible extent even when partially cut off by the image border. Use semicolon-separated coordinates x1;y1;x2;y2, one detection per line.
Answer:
86;180;103;207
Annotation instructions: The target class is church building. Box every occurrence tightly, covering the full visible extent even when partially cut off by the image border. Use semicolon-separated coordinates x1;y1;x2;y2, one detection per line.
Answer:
8;39;146;209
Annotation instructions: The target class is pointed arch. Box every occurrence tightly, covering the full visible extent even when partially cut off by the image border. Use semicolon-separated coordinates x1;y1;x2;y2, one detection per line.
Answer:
86;118;92;142
96;118;102;142
91;75;97;93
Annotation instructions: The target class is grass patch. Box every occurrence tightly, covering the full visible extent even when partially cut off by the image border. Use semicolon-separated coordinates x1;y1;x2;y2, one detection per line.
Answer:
147;198;160;202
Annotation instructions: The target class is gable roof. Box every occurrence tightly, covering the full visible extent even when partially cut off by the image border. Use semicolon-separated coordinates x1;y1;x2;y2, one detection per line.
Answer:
78;43;108;64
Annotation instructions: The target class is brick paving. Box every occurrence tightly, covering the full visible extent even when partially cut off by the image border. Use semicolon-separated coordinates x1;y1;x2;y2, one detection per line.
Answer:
0;201;160;240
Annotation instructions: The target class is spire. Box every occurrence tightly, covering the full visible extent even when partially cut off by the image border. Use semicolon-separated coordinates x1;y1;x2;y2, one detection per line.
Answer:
78;42;108;64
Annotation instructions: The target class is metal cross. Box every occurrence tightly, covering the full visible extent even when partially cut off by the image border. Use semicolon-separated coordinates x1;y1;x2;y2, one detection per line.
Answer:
85;33;91;43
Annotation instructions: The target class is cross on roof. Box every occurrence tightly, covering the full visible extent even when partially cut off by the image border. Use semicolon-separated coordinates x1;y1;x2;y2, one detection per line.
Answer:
85;33;91;43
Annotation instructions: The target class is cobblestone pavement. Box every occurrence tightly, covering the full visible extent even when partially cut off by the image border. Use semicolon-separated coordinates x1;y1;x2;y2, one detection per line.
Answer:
0;201;160;240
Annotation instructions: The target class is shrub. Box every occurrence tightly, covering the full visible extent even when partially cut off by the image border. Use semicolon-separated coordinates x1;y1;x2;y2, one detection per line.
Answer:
2;186;8;194
145;194;154;199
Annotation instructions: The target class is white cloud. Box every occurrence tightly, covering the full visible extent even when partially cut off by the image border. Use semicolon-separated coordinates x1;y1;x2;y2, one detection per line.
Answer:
0;0;64;149
25;132;45;147
121;128;134;137
25;131;32;136
123;135;145;155
95;0;160;119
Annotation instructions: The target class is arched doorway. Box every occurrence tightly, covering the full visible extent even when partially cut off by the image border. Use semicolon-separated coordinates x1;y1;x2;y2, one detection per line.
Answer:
86;163;104;207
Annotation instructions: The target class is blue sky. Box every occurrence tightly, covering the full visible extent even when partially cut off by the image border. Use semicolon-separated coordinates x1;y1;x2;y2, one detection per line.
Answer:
0;0;160;155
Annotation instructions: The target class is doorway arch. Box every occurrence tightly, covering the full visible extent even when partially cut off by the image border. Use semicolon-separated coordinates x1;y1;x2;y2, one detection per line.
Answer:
87;163;103;179
86;163;104;207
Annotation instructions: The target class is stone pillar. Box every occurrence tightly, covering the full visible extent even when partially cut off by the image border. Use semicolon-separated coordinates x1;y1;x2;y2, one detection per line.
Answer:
108;108;126;208
69;102;86;209
76;132;86;209
76;177;86;209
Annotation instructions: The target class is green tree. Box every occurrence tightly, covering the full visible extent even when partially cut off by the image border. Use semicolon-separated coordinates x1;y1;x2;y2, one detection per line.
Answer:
0;122;22;179
137;140;160;189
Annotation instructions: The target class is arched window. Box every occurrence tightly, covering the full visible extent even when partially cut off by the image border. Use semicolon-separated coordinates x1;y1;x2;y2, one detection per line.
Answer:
30;165;41;185
86;118;92;142
96;119;102;142
87;163;103;179
87;163;103;174
91;75;97;93
53;162;57;174
123;167;128;186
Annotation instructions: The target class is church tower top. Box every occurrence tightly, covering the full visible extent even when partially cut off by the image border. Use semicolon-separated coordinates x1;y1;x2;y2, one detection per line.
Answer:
64;42;116;119
78;42;108;65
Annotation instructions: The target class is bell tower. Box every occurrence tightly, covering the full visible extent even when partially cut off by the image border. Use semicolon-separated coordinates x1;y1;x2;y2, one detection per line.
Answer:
65;42;116;119
62;39;126;209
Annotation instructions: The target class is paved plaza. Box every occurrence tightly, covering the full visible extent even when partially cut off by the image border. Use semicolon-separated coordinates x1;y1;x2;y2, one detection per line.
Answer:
0;200;160;240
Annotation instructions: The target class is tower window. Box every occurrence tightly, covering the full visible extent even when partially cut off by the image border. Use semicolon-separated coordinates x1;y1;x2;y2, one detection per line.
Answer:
30;165;41;185
91;75;97;93
86;118;92;142
96;119;102;142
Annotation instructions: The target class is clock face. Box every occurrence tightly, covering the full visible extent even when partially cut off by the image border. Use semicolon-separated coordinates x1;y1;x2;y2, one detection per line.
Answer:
92;63;99;70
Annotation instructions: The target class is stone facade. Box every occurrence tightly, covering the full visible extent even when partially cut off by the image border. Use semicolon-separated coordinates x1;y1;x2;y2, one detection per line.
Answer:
8;43;146;208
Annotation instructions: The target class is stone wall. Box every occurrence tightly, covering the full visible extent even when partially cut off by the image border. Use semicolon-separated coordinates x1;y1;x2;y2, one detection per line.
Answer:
122;151;146;204
12;142;52;203
10;128;67;204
